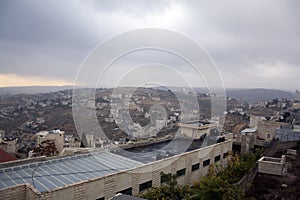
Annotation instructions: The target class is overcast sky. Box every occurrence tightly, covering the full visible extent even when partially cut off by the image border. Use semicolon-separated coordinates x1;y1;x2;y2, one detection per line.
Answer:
0;0;299;90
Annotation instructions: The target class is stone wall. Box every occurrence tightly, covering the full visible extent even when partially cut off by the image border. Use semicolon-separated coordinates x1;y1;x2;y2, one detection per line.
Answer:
0;185;26;200
0;183;41;200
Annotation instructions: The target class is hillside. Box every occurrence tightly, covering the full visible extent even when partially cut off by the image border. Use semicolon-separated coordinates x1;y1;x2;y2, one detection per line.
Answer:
0;86;295;104
226;88;294;103
0;86;74;95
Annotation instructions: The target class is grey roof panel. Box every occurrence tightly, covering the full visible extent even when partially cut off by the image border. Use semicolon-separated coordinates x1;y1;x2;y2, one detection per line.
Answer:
0;151;142;192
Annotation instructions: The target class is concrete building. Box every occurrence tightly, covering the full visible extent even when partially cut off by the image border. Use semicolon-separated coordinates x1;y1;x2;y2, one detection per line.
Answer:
0;130;4;143
257;120;285;142
0;133;232;200
240;127;257;153
238;116;287;151
36;130;65;154
276;122;300;142
258;155;287;176
241;127;257;136
295;90;300;102
178;122;210;139
0;137;17;154
250;115;287;143
86;134;95;148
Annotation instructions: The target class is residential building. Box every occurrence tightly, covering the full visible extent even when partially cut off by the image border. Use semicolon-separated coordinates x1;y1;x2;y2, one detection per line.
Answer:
36;130;65;154
240;127;257;153
178;122;210;139
0;137;17;154
295;90;300;102
276;122;300;142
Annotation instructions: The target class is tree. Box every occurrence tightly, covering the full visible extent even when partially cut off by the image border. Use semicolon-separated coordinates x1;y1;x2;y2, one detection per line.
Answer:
140;151;259;200
139;172;191;200
216;152;258;184
192;176;244;200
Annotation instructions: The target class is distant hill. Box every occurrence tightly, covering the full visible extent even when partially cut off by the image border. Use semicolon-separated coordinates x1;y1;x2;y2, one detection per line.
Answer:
0;86;294;103
226;88;294;103
0;86;74;95
154;87;294;103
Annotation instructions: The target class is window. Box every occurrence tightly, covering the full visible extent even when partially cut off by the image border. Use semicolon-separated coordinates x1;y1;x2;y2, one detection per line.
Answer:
118;187;132;195
191;163;200;171
160;173;170;184
139;180;152;191
223;152;229;158
176;168;186;177
214;155;221;162
203;159;210;167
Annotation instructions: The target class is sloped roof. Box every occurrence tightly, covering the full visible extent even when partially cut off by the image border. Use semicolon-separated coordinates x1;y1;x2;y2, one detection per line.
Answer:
0;151;142;192
0;148;17;163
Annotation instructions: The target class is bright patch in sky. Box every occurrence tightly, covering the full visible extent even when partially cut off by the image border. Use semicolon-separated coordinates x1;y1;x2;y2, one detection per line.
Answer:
0;74;73;87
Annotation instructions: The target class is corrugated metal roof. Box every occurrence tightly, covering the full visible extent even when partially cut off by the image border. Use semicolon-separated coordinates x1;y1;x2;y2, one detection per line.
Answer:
241;127;257;134
0;151;142;192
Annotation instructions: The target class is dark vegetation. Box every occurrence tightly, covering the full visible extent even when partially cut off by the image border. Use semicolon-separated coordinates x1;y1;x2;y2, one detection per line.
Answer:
139;150;262;200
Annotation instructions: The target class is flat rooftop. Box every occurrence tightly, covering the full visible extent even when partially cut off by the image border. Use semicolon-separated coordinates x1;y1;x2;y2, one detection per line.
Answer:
178;122;210;130
114;138;204;163
0;152;142;192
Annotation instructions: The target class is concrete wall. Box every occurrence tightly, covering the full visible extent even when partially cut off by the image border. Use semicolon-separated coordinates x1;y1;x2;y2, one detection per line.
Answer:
179;125;209;139
258;155;286;176
0;185;26;200
241;135;255;153
0;183;40;200
257;121;284;142
276;126;300;142
0;139;232;200
0;140;17;154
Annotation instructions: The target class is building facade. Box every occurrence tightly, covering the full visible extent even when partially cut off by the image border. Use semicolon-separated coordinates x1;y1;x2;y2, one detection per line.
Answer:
0;134;232;200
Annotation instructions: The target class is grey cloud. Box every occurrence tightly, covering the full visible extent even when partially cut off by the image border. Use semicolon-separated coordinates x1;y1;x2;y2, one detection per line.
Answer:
182;0;300;66
0;0;299;89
